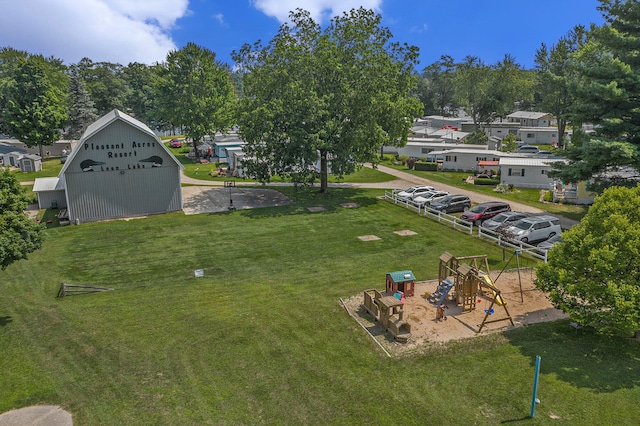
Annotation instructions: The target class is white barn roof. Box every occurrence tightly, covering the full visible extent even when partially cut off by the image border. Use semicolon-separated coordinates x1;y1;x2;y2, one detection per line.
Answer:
59;109;183;176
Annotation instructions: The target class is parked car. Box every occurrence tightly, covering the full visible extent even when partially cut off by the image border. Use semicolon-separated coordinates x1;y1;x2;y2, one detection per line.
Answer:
481;211;530;231
169;138;182;148
537;234;563;251
396;185;436;200
515;145;540;154
412;191;449;207
460;201;511;225
507;215;562;244
429;195;471;214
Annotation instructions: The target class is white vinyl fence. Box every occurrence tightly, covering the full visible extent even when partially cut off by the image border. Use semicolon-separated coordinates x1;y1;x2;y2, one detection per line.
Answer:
383;190;548;262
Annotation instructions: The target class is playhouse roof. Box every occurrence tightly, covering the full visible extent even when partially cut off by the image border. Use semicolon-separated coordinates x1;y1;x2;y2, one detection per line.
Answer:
387;270;416;282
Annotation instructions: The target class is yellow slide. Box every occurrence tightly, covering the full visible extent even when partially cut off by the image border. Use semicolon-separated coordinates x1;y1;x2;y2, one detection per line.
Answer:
481;275;506;306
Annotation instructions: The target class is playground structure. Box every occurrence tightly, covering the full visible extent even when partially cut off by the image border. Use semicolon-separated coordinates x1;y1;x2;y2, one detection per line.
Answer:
362;289;411;343
385;270;416;297
431;252;514;332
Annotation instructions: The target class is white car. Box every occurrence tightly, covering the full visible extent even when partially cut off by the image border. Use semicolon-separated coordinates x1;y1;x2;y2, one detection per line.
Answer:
507;215;562;244
396;185;436;200
412;191;449;207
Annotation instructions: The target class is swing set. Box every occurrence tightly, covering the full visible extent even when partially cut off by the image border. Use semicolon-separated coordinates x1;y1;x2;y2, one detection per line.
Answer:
437;251;516;332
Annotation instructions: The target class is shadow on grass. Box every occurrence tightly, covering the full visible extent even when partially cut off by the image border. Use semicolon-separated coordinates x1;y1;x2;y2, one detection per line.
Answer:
239;187;379;219
39;209;62;228
0;316;13;326
504;319;640;392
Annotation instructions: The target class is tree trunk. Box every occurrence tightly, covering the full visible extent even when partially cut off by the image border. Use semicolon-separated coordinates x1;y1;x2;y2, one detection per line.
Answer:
38;142;44;158
192;139;199;159
320;150;328;193
558;119;567;149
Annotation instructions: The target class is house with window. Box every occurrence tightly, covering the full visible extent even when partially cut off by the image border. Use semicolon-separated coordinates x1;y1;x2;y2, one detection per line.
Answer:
428;149;507;171
422;115;474;129
394;140;488;159
499;157;565;189
517;127;561;145
0;143;27;167
506;111;554;127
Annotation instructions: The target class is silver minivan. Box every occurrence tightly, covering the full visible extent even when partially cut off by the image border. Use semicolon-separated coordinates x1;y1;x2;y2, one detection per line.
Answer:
508;215;561;244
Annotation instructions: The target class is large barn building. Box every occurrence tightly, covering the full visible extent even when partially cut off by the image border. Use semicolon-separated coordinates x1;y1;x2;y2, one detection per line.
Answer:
34;110;183;223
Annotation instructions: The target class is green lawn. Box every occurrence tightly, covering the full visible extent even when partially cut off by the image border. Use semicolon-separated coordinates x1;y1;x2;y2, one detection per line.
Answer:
1;187;638;425
168;144;397;184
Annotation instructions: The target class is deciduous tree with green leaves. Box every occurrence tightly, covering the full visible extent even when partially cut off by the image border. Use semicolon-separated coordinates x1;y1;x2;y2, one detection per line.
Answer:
0;168;44;270
233;8;422;192
2;56;68;157
536;185;640;338
156;43;236;157
74;58;130;116
421;55;457;116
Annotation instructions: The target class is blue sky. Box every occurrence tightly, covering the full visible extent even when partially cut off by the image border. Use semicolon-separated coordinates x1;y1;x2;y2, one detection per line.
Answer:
1;0;605;70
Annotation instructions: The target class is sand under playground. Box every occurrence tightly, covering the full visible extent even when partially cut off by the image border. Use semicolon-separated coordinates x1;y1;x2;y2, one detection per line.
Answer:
341;269;568;355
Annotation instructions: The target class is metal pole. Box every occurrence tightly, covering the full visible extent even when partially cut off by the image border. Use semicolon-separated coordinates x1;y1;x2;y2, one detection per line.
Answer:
516;249;523;302
224;180;235;210
530;355;541;418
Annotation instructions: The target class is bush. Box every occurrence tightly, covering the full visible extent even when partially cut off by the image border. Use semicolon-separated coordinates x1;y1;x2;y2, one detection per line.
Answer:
414;162;438;171
543;190;554;202
474;178;500;186
397;154;409;165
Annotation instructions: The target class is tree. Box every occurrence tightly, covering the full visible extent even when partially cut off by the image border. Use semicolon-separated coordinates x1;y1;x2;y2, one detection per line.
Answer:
454;56;494;127
534;26;588;148
156;43;236;157
490;54;534;118
2;56;68;156
422;55;457;116
0;168;44;270
75;58;130;115
124;62;160;126
233;8;422;192
550;1;640;191
0;47;29;135
65;66;97;140
536;185;640;338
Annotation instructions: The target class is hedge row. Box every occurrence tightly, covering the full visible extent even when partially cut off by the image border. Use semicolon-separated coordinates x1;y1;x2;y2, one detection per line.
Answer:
414;162;438;171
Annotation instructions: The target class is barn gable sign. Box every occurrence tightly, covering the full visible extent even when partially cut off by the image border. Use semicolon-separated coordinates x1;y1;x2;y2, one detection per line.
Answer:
81;140;163;172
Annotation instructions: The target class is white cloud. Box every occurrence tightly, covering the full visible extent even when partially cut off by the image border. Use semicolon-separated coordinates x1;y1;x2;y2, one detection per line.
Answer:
0;0;189;65
251;0;383;23
214;13;228;28
410;23;429;34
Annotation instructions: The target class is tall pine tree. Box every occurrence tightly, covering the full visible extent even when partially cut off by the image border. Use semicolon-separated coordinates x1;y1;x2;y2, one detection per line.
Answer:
552;0;640;191
65;66;97;140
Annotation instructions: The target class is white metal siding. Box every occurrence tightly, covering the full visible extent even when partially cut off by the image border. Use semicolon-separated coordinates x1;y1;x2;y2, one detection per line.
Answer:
37;190;67;209
64;120;182;223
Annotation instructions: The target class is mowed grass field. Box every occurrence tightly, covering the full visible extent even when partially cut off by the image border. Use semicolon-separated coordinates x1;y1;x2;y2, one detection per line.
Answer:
1;187;638;425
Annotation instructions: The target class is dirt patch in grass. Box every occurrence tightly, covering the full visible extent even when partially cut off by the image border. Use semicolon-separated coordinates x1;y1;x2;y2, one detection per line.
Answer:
341;269;567;356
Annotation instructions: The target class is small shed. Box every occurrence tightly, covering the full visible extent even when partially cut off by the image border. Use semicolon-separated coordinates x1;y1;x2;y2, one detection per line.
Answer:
386;270;416;297
18;154;42;172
